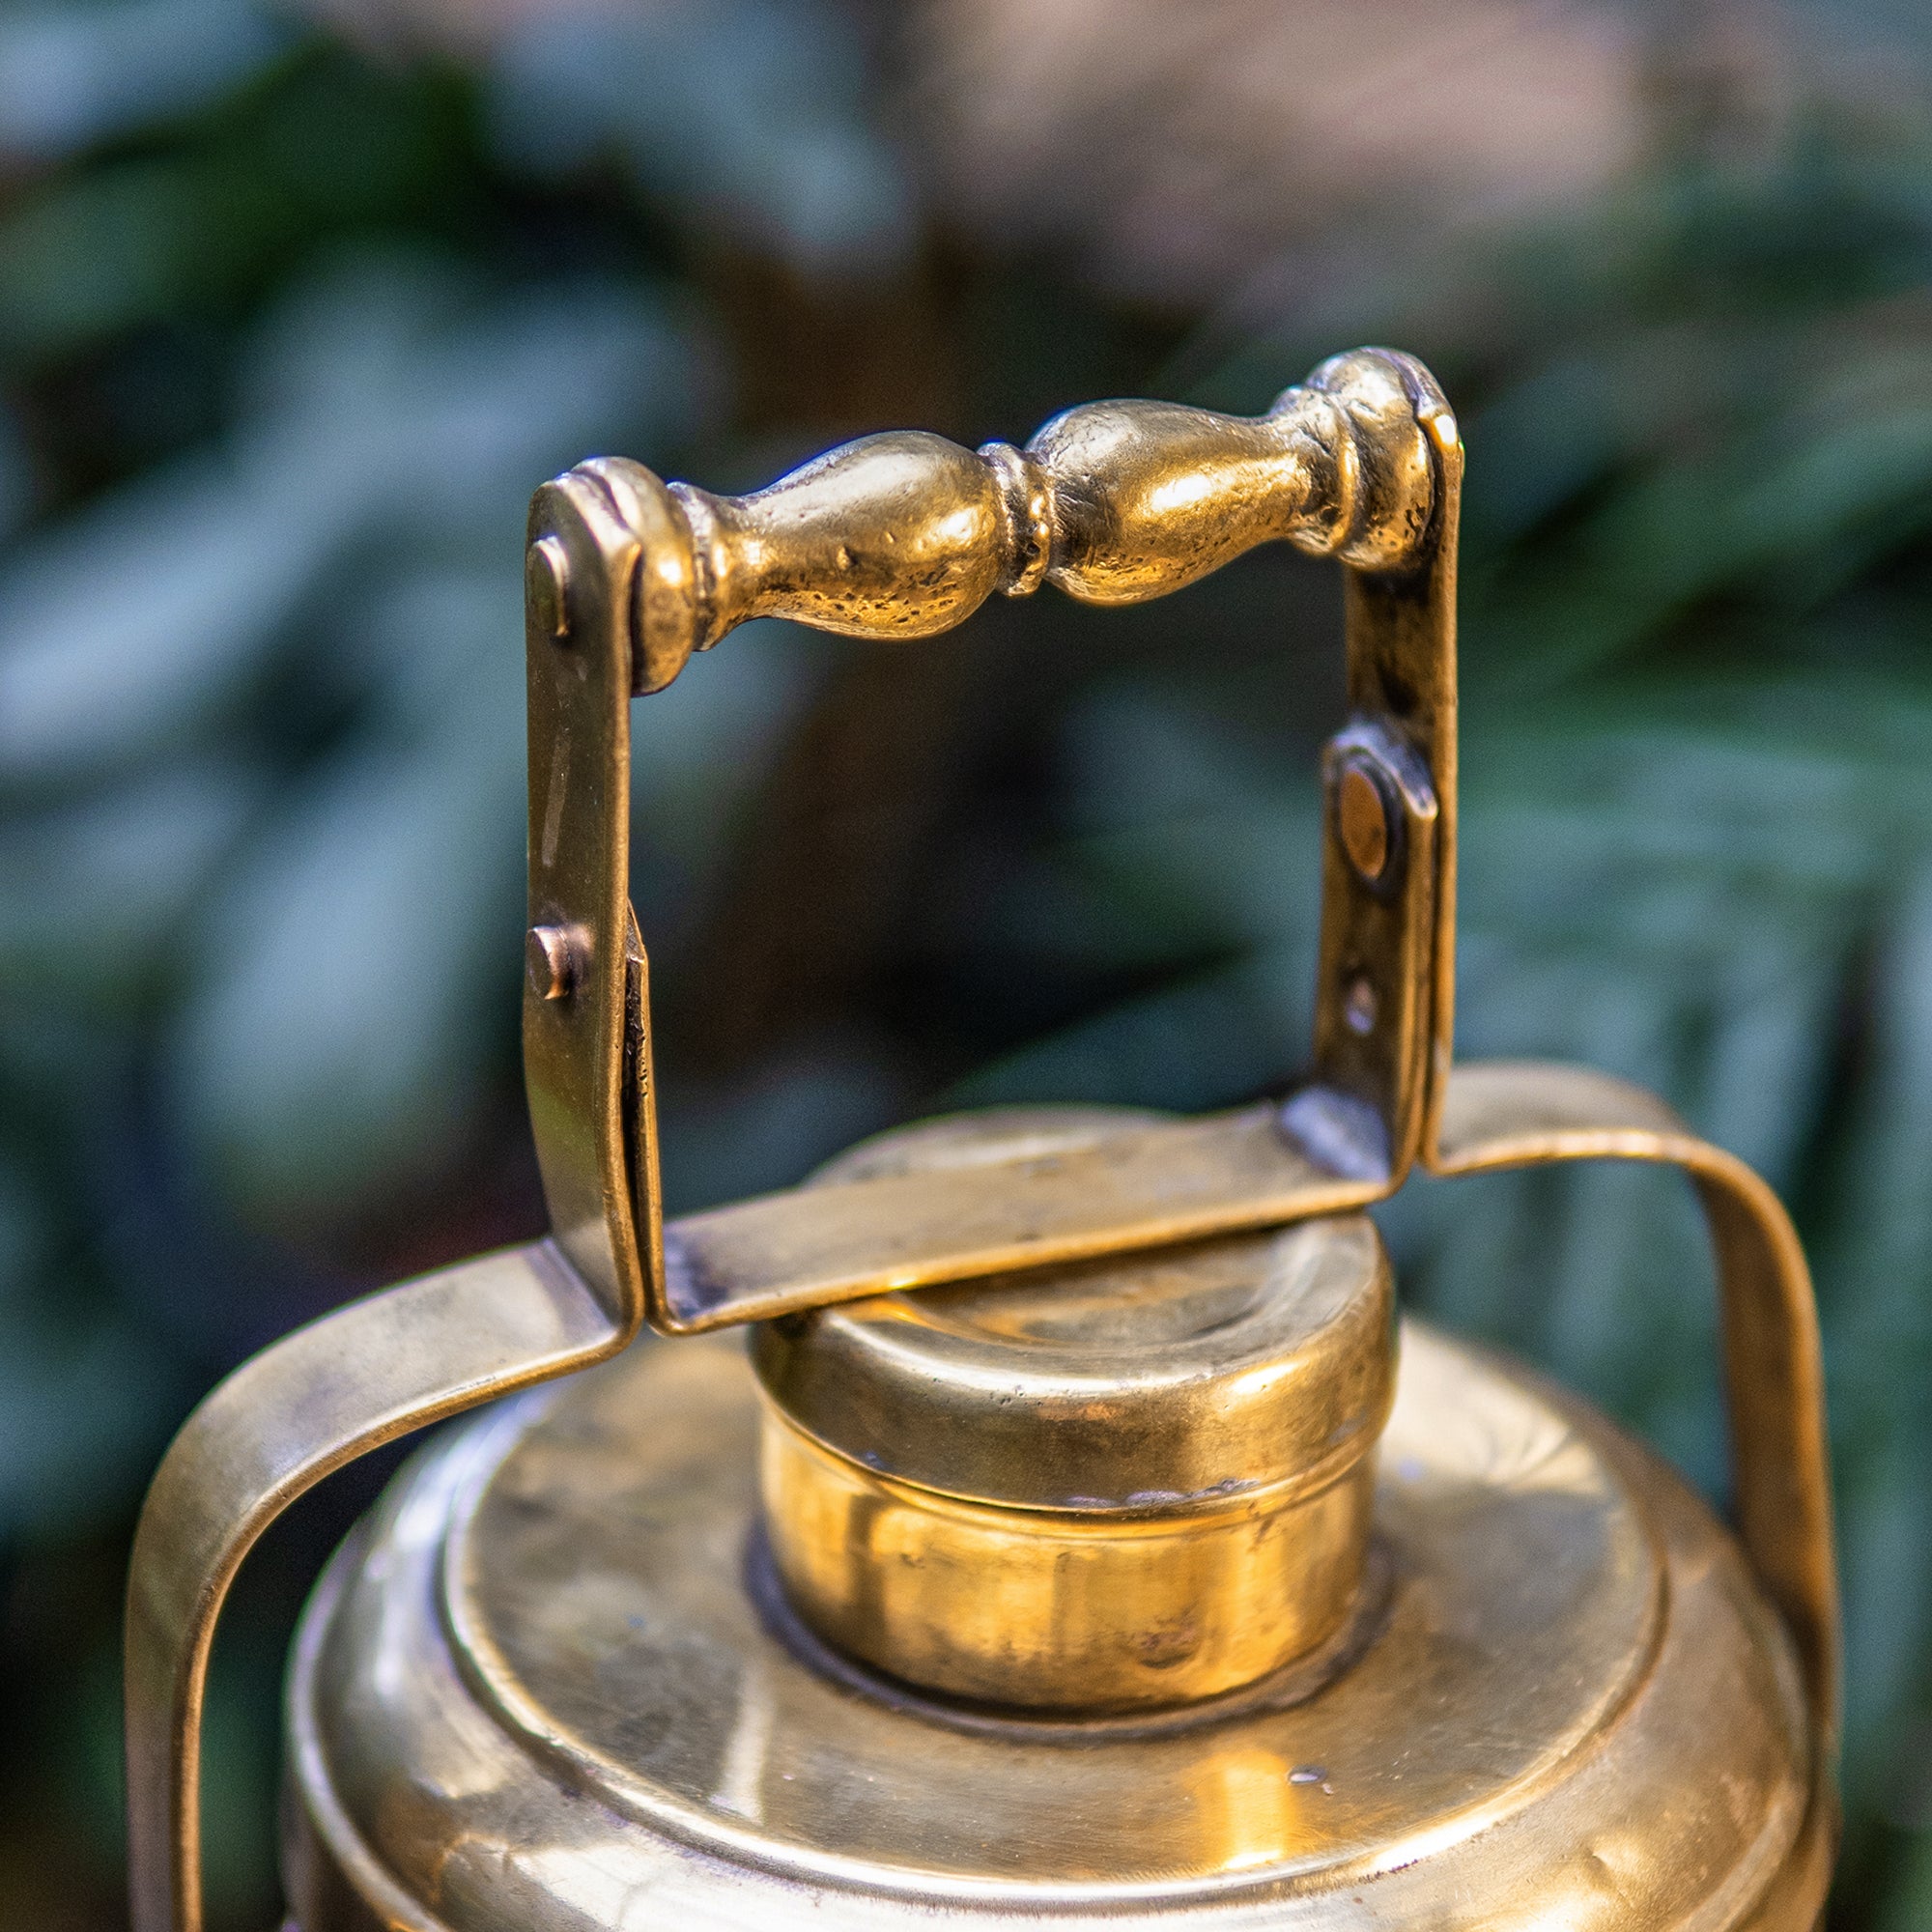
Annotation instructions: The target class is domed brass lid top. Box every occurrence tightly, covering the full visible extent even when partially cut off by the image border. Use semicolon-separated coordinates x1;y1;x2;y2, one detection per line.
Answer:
751;1111;1395;1514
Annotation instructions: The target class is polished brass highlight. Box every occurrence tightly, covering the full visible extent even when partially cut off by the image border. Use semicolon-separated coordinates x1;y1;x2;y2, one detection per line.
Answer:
124;345;1840;1932
1337;757;1392;882
755;1124;1396;1509
629;362;1435;671
526;533;570;640
525;923;579;1001
758;1413;1380;1710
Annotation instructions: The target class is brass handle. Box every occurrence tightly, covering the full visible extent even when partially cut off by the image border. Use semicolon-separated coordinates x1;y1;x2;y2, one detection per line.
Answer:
130;355;1460;1925
588;343;1840;1767
551;349;1463;1332
623;347;1440;691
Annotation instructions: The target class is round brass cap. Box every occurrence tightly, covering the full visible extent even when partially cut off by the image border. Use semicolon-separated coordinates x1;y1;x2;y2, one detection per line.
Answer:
751;1108;1396;1711
752;1118;1394;1513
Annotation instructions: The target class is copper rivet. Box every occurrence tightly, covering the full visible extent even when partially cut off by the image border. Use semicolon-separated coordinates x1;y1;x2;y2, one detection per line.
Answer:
526;923;577;1001
1337;762;1389;882
527;536;571;641
1343;975;1378;1036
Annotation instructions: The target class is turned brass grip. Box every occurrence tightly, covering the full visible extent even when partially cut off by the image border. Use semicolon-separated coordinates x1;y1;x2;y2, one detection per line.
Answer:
614;347;1439;691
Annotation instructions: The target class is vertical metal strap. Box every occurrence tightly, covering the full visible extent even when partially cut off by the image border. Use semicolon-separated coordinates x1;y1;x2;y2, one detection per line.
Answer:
123;1243;626;1932
1431;1058;1840;1758
125;446;654;1932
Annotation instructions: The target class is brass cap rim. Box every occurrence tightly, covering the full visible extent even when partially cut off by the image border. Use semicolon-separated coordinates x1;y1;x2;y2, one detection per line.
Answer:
751;1107;1395;1513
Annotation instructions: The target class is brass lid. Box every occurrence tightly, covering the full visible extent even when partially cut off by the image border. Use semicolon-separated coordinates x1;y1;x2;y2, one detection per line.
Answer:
751;1110;1395;1514
283;1316;1826;1932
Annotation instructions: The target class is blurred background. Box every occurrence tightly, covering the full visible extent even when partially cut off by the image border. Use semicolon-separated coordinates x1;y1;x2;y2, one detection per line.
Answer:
2;0;1932;1922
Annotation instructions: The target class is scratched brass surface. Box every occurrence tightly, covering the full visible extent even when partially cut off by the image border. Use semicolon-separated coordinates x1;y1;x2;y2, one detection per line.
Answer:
753;1109;1394;1510
522;463;661;1330
751;1108;1394;1707
753;1223;1392;1511
661;1102;1384;1329
282;1321;1825;1932
128;338;1840;1932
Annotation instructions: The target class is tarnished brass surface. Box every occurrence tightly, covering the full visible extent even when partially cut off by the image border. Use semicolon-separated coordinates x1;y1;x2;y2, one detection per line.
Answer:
1431;1059;1839;1751
521;459;663;1328
125;1241;628;1932
282;1321;1825;1932
125;344;1840;1932
662;1102;1383;1328
752;1109;1394;1707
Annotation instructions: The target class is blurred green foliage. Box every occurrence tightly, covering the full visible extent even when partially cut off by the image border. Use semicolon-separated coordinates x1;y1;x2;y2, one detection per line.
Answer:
2;4;1932;1928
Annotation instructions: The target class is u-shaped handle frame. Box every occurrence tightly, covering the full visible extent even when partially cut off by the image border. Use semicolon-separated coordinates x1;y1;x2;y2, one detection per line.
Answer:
526;348;1462;1332
125;350;1836;1932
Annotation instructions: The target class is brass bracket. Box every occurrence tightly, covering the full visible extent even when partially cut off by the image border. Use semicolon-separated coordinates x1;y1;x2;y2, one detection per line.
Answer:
522;457;666;1338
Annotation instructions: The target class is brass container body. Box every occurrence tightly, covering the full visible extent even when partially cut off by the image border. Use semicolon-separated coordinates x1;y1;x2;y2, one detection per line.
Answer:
281;1321;1829;1932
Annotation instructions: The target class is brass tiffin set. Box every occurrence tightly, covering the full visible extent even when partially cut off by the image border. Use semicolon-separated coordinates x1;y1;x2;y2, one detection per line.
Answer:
125;350;1838;1932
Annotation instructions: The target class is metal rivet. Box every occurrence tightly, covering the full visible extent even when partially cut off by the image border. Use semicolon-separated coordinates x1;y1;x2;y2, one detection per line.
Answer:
527;536;571;641
1343;975;1378;1037
526;923;581;1001
1337;760;1390;883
